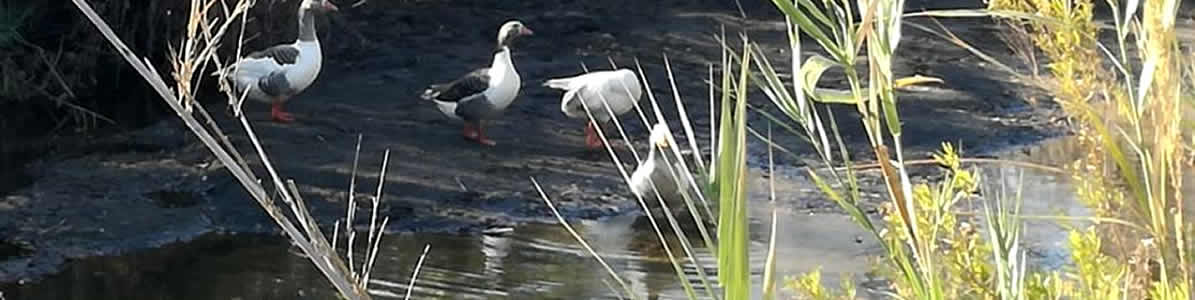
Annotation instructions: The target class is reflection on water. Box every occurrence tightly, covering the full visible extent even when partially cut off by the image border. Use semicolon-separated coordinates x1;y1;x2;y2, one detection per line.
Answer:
979;136;1195;270
7;136;1181;299
977;137;1092;270
1;198;879;300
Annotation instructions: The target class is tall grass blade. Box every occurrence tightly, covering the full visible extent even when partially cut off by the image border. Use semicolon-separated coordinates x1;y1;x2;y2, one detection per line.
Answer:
715;37;752;300
904;9;1062;24
761;125;780;300
663;56;708;176
578;65;709;299
769;0;845;61
531;177;636;299
985;170;1027;300
661;56;719;228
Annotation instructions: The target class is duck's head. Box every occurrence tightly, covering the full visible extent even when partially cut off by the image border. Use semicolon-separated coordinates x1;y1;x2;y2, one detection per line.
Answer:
649;123;671;150
301;0;339;14
497;20;534;49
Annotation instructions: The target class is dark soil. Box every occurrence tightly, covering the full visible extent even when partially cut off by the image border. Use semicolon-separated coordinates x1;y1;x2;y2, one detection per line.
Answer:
1;0;1069;284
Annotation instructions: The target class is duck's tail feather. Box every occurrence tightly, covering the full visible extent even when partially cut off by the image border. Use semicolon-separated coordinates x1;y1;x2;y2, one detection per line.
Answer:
420;84;445;101
559;87;582;113
543;76;577;90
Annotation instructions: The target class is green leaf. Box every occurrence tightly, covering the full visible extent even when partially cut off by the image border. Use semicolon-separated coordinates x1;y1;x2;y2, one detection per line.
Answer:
770;0;845;60
794;0;839;35
810;88;861;104
717;37;752;300
748;43;803;122
904;8;1063;25
893;75;944;88
800;55;842;97
880;89;902;137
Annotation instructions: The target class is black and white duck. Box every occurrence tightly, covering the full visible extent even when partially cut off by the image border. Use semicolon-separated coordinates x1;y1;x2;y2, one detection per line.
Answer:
420;20;534;146
221;0;338;123
544;68;643;149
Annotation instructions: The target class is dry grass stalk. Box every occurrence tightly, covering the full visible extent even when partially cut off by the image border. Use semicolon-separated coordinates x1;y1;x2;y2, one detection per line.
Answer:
67;0;407;299
989;0;1192;296
3;30;114;129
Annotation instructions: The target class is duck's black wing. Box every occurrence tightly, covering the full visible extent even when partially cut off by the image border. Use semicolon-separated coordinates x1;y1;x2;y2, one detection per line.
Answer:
422;68;490;102
246;44;301;66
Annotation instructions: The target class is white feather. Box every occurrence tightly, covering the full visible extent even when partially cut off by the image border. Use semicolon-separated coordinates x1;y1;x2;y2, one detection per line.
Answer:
435;100;461;120
629;123;690;214
546;69;642;123
428;48;519;121
483;49;521;111
226;41;322;103
285;41;323;94
229;56;281;102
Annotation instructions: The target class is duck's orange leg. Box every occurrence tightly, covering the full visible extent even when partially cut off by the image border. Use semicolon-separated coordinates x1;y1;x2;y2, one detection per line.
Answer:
584;121;603;149
463;121;496;146
474;121;496;146
270;100;295;123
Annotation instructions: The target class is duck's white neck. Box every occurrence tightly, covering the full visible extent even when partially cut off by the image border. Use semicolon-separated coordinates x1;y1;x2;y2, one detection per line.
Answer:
300;10;325;42
490;47;513;71
487;46;517;85
483;46;521;109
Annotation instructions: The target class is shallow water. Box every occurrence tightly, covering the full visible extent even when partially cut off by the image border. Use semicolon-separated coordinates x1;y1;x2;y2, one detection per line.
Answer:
985;136;1195;269
976;137;1093;270
0;161;885;300
0;212;876;300
7;136;1188;299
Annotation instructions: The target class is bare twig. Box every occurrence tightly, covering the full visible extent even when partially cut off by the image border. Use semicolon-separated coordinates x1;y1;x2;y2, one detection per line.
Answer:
531;178;634;298
10;39;114;126
362;149;391;288
346;134;362;278
454;176;469;192
193;101;254;175
403;244;432;300
69;0;380;298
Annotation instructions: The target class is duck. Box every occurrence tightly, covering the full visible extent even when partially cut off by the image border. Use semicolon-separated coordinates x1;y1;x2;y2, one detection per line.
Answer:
220;0;338;123
544;68;643;149
629;123;693;216
420;20;534;146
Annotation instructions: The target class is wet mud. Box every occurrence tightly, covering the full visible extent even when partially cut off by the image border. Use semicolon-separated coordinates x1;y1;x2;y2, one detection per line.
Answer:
1;0;1070;284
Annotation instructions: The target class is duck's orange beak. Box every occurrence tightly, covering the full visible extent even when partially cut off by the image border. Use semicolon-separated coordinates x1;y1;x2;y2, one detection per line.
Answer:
520;27;534;36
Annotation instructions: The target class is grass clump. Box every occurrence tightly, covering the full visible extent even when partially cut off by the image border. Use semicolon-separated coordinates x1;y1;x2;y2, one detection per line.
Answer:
570;0;1193;298
988;0;1193;298
535;40;762;299
0;1;114;130
0;1;35;47
787;268;858;300
69;0;429;299
788;0;1193;297
871;144;991;299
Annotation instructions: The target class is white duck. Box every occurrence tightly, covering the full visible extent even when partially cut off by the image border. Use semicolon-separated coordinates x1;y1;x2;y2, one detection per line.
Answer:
544;68;643;149
221;0;338;123
629;123;692;216
420;20;534;146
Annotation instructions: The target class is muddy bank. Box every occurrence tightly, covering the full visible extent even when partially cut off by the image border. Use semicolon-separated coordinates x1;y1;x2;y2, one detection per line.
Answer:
1;0;1068;284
